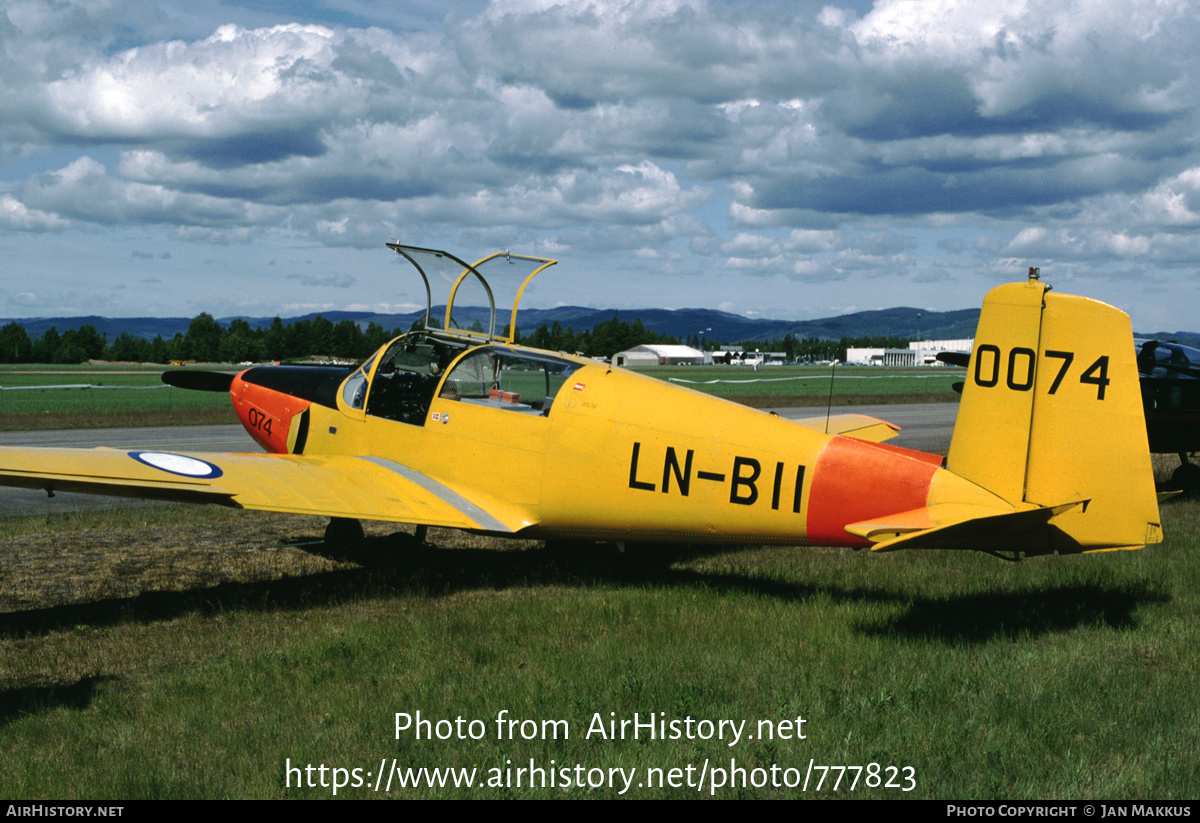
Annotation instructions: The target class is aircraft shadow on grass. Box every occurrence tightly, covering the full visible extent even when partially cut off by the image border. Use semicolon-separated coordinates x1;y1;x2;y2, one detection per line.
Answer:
857;584;1168;643
0;674;118;726
0;533;1169;650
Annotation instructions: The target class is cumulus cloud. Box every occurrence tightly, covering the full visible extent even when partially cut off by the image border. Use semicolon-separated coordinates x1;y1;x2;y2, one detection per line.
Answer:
8;2;1195;228
17;156;258;227
0;194;68;231
43;24;349;146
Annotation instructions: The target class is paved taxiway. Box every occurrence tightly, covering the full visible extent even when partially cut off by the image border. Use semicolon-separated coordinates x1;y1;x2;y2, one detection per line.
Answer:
775;402;957;455
0;403;958;518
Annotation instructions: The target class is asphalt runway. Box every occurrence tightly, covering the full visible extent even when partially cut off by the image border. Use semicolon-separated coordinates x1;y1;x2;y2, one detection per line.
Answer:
778;402;959;455
0;403;959;518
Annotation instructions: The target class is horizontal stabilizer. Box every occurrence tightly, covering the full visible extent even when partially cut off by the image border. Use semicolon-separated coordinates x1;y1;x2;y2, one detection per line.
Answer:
849;501;1093;554
793;413;899;443
162;370;236;392
936;351;970;368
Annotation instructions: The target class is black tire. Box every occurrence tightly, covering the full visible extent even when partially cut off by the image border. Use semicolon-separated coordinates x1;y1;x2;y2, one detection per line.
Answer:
324;517;365;547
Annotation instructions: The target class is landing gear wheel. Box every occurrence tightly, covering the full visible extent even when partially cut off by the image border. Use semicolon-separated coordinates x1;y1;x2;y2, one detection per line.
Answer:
1171;457;1200;490
324;517;364;547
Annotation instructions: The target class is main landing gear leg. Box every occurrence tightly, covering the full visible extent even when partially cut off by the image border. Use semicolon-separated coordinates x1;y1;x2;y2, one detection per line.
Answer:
1170;452;1200;489
324;517;364;547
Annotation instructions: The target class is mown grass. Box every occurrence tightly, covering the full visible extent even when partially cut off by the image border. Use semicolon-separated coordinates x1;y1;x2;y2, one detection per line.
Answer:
632;364;962;408
0;367;235;430
0;364;956;431
0;488;1195;799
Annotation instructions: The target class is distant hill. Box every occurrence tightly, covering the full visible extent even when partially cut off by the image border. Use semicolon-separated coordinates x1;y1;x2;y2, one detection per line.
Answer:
1;307;1194;347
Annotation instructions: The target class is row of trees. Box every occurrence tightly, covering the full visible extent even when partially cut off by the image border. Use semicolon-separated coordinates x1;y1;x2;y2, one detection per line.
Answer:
0;323;108;364
522;316;680;358
0;314;915;366
0;314;678;365
0;315;401;365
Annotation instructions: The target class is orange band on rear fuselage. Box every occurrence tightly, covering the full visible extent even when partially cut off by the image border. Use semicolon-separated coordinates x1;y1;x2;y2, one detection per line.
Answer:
806;436;941;547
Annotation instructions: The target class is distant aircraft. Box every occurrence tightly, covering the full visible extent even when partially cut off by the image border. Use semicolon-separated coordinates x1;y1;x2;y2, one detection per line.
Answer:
1135;338;1200;482
0;249;1163;559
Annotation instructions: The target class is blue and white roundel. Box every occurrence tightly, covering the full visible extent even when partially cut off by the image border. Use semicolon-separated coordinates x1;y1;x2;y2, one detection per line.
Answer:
129;451;223;479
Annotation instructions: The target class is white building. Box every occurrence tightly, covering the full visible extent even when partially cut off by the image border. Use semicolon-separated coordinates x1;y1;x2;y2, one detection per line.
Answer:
711;349;787;366
612;344;708;367
846;338;973;367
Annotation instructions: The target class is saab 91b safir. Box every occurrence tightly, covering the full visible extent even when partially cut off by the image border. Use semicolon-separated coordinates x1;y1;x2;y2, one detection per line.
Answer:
0;246;1164;558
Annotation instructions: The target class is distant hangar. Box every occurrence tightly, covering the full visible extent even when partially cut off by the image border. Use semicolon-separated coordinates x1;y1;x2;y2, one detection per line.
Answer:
613;344;709;367
846;339;973;367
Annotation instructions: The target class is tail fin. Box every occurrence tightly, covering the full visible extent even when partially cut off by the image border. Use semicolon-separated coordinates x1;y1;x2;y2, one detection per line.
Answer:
946;274;1162;552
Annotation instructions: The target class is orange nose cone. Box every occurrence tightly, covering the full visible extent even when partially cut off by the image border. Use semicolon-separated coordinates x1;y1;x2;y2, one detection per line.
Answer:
230;370;310;454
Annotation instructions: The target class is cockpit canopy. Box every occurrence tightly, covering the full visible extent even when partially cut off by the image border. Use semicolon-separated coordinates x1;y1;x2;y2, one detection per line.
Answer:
340;244;579;426
342;333;582;425
386;243;557;345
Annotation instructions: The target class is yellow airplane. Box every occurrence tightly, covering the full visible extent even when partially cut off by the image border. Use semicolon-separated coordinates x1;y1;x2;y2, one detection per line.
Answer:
0;245;1164;558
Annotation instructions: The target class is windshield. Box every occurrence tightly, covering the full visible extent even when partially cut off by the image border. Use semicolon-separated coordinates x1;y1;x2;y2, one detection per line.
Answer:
341;353;377;410
356;333;472;424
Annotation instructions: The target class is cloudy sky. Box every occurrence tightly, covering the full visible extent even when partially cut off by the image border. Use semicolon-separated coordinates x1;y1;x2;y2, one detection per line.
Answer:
2;0;1200;332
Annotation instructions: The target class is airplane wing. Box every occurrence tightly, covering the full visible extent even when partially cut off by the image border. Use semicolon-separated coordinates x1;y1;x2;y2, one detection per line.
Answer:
0;447;524;534
792;413;900;443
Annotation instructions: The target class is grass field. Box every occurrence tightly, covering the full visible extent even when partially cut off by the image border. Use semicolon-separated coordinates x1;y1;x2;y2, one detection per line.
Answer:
0;471;1195;799
638;364;962;408
0;363;957;432
0;367;235;430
